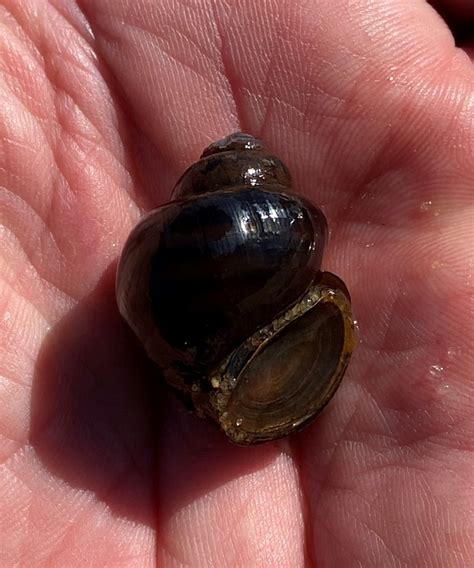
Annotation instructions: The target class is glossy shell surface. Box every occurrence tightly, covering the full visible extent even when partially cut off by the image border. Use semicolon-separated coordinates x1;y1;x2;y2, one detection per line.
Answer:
116;132;355;444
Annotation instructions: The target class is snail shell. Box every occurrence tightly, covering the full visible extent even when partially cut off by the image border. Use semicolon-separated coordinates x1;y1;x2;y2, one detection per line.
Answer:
116;133;355;444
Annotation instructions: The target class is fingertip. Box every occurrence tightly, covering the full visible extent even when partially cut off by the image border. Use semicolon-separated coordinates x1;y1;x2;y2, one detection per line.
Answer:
428;0;474;59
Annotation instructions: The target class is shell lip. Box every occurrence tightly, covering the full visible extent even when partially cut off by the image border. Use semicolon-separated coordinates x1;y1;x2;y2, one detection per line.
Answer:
202;272;355;445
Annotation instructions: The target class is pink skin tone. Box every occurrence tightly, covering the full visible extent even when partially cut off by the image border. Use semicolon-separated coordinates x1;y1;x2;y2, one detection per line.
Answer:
0;0;473;566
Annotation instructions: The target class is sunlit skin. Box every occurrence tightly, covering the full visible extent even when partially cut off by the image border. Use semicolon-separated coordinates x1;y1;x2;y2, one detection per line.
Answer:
0;1;473;566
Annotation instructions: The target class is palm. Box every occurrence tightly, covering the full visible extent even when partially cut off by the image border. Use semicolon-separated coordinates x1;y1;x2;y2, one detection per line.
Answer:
1;1;472;566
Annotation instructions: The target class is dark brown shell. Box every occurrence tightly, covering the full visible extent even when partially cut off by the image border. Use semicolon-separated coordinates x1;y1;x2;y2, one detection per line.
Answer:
116;132;355;444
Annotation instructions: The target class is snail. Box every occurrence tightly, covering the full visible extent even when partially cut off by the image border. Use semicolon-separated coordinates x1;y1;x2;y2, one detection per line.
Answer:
116;132;355;445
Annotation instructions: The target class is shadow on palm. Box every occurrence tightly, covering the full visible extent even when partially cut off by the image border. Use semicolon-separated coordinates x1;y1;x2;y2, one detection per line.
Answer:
29;263;279;526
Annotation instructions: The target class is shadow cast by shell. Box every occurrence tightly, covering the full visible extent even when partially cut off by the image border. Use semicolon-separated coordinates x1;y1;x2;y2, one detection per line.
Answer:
30;263;278;527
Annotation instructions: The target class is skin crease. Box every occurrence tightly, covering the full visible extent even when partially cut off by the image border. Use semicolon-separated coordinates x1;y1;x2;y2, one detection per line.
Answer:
0;0;473;566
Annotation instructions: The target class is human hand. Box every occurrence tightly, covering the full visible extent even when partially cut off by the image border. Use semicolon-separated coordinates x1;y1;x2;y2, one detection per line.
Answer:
1;1;472;565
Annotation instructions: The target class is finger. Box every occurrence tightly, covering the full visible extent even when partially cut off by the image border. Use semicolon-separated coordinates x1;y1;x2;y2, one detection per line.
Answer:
80;0;474;216
0;2;155;565
155;395;306;566
0;0;140;301
429;0;474;56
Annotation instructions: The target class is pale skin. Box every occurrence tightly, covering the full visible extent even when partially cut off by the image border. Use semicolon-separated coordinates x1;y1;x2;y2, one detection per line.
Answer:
0;0;473;566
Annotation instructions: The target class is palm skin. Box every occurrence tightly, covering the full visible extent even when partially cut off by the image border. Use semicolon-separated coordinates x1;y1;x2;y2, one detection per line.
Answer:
0;0;473;566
